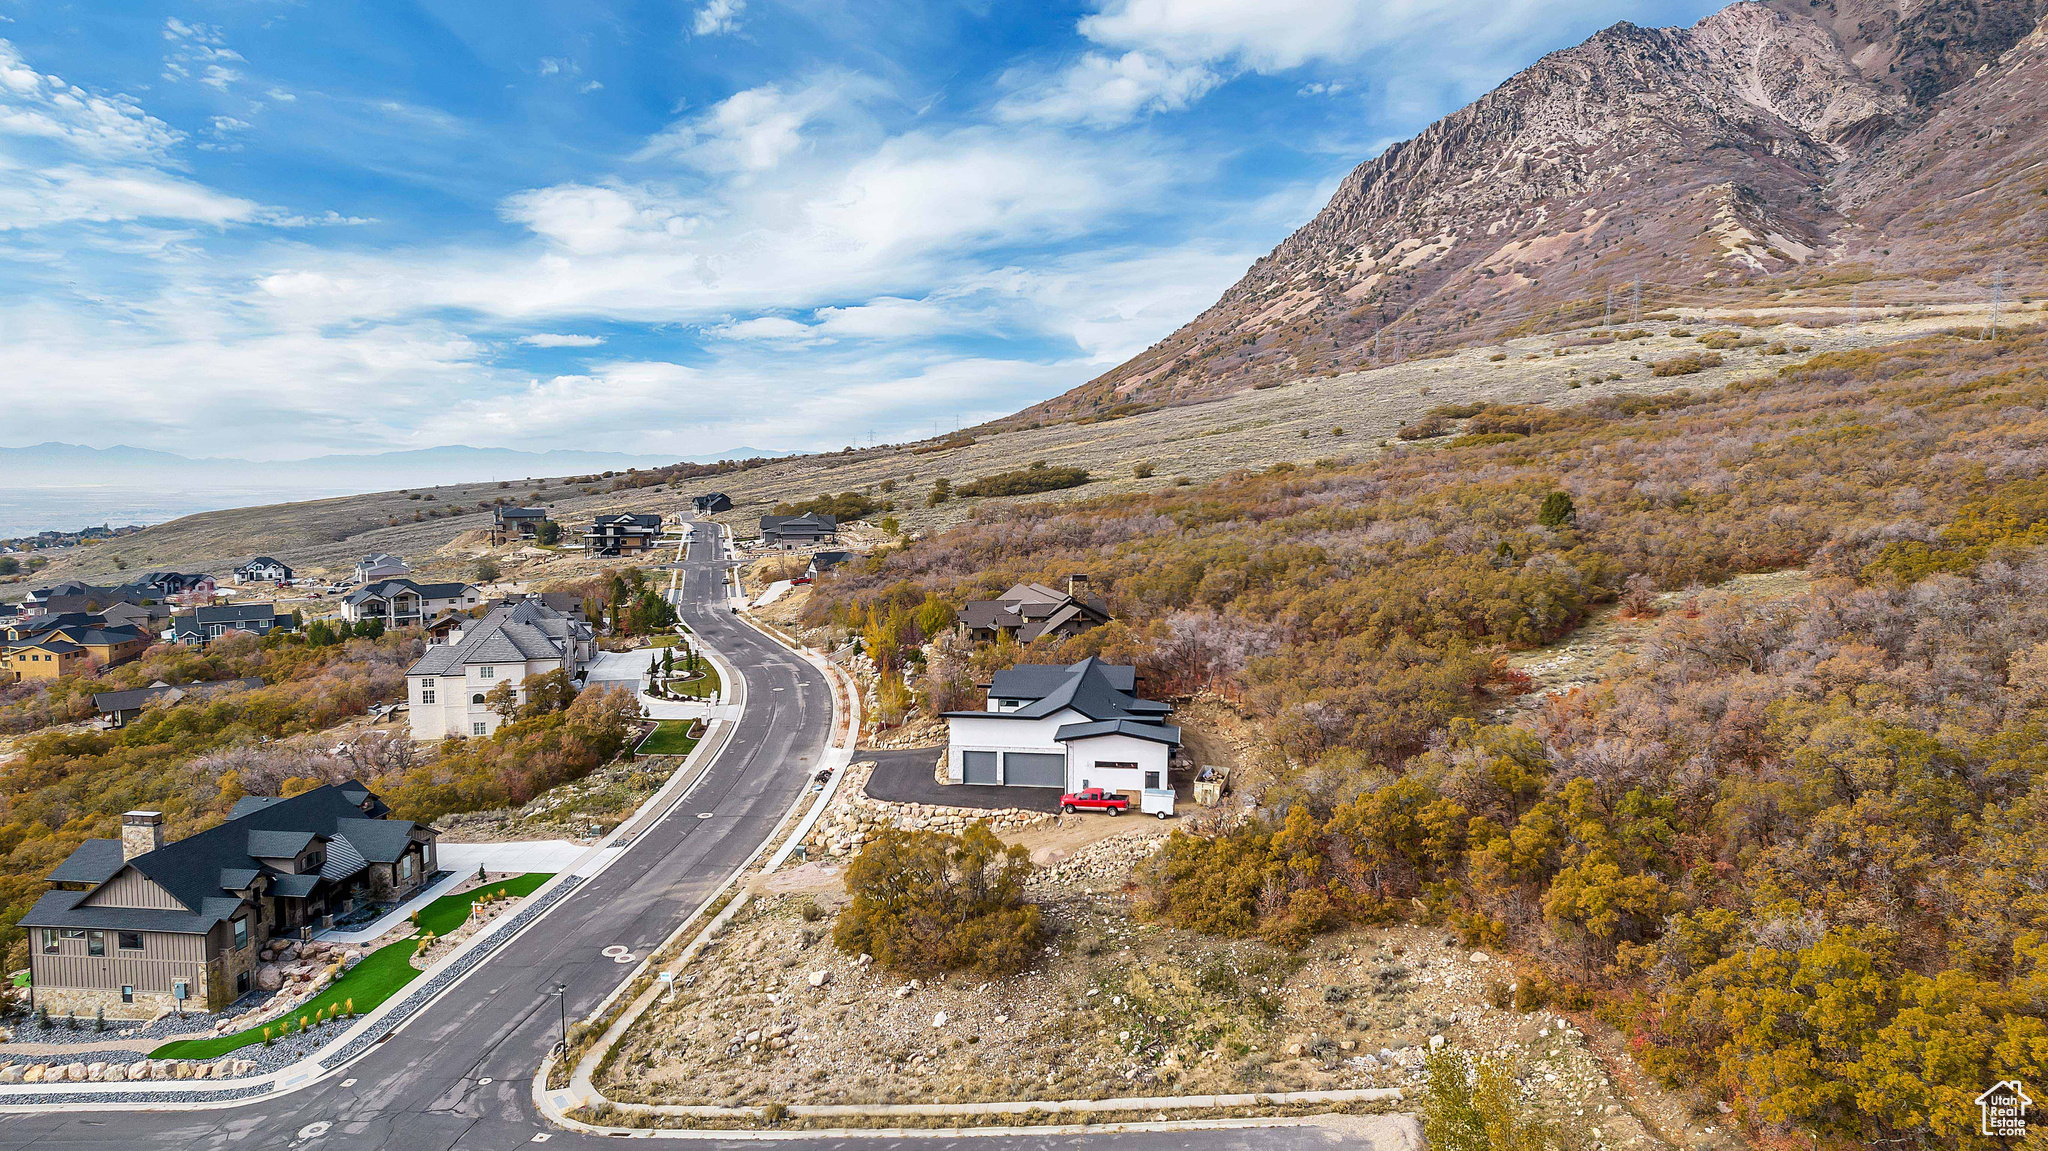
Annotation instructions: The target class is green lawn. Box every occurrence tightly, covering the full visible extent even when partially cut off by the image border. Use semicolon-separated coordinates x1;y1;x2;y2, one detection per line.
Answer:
636;719;703;756
660;662;722;700
149;873;552;1060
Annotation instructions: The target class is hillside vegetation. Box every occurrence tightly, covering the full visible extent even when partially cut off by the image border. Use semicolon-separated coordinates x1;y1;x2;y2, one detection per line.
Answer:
811;328;2048;1147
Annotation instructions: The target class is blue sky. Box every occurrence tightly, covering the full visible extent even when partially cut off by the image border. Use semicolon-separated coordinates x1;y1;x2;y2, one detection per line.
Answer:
0;0;1726;461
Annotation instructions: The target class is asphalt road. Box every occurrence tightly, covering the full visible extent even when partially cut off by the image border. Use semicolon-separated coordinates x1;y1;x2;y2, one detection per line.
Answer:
0;525;1384;1150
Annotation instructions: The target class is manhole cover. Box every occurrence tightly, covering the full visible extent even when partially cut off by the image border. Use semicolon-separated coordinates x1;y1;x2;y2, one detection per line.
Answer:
297;1121;332;1139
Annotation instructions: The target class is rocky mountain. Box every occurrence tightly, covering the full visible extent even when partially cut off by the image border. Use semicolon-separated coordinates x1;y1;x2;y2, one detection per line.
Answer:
1025;0;2048;420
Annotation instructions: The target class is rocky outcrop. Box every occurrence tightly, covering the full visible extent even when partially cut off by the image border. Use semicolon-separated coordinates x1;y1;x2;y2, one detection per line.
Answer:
1019;0;2048;421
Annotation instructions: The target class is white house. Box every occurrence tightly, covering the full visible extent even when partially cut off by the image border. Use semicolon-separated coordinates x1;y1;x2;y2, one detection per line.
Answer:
233;557;294;584
403;599;596;740
341;579;480;627
943;658;1180;814
353;554;409;584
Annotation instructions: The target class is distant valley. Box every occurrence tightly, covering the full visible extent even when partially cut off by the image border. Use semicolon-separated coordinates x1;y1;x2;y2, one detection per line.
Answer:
0;442;791;537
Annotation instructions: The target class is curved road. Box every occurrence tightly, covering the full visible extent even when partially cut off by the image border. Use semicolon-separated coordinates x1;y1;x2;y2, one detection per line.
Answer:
0;525;1367;1150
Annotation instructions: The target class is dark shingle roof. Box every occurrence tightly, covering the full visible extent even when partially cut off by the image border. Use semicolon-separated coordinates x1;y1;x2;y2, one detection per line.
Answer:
1055;719;1183;744
948;658;1177;747
46;839;124;885
23;782;431;936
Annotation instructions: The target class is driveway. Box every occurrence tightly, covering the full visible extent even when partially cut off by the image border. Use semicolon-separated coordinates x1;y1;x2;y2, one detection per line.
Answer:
861;746;1063;813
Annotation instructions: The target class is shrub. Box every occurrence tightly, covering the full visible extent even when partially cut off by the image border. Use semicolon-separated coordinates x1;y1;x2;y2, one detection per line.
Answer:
832;824;1045;979
1650;352;1722;376
955;463;1090;499
1419;1047;1562;1150
1536;491;1575;528
1132;461;1156;479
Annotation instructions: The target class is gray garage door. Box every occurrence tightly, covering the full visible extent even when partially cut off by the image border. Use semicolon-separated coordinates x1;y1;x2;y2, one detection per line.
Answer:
962;751;999;785
1003;752;1066;788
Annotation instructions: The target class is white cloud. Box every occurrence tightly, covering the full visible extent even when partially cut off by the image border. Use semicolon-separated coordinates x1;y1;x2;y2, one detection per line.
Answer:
1079;0;1603;71
707;316;815;341
693;0;746;37
519;332;606;347
498;183;702;255
637;80;861;172
996;51;1217;127
161;18;244;92
0;41;261;230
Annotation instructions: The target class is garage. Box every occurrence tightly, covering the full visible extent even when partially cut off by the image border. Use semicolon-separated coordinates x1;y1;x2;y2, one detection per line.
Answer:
1002;751;1066;788
962;750;998;785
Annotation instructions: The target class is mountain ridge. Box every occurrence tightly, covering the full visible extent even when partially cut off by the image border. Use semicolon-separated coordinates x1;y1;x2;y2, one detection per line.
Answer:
1018;0;2048;422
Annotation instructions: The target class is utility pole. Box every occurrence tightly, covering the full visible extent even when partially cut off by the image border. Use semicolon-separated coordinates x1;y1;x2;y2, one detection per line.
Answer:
553;982;569;1053
1630;280;1642;325
1990;271;2006;339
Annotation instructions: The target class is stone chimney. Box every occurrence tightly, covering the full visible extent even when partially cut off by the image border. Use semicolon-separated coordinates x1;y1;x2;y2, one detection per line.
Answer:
122;811;164;861
1067;574;1090;598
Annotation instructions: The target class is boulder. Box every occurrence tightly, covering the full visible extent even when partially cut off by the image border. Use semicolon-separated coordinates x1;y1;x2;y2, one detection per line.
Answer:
807;970;831;988
275;943;299;963
0;1064;18;1084
86;1062;106;1079
255;964;283;992
104;1065;125;1082
64;1062;86;1081
931;1011;949;1029
172;1062;193;1080
21;1065;42;1083
127;1060;150;1080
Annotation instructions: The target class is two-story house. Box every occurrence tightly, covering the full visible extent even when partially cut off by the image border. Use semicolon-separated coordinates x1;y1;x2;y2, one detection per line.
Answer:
169;603;287;645
405;599;596;740
21;784;438;1019
0;617;150;682
341;579;480;628
759;513;838;545
959;577;1113;645
943;657;1180;813
691;492;732;514
583;513;663;556
232;557;294;584
131;571;216;601
490;507;547;544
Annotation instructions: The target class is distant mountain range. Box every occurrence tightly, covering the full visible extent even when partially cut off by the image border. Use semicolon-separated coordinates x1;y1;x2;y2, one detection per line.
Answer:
1024;0;2048;419
0;442;792;537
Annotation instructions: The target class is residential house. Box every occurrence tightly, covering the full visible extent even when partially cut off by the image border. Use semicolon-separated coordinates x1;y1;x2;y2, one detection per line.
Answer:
353;554;409;584
169;603;286;645
490;507;548;544
341;579;480;627
131;571;216;601
404;600;596;739
584;513;663;556
943;657;1180;813
759;513;837;545
100;601;175;633
691;492;732;514
22;784;438;1018
959;577;1112;645
806;551;854;579
92;678;265;727
22;581;147;616
232;557;294;584
0;617;150;681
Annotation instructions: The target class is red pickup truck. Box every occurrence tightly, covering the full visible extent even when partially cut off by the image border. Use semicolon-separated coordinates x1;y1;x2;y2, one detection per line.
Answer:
1060;788;1129;815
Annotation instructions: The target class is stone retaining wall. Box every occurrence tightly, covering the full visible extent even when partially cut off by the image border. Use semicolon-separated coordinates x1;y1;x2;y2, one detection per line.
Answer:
806;760;1052;858
0;1055;257;1083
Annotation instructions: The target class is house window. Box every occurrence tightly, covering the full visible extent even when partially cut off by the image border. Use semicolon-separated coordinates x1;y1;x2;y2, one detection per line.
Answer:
472;722;487;736
40;929;57;954
232;916;248;951
304;852;324;872
87;930;105;957
236;971;249;995
121;985;134;1004
400;855;415;882
421;687;436;704
62;928;85;941
1146;770;1163;790
117;931;142;951
479;666;495;680
471;693;485;705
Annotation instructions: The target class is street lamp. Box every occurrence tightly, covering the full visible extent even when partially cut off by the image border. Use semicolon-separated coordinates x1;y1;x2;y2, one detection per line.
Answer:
553;982;569;1054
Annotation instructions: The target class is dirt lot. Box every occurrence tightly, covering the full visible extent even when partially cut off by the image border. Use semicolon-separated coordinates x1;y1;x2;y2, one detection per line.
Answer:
600;831;1743;1148
13;306;1989;597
